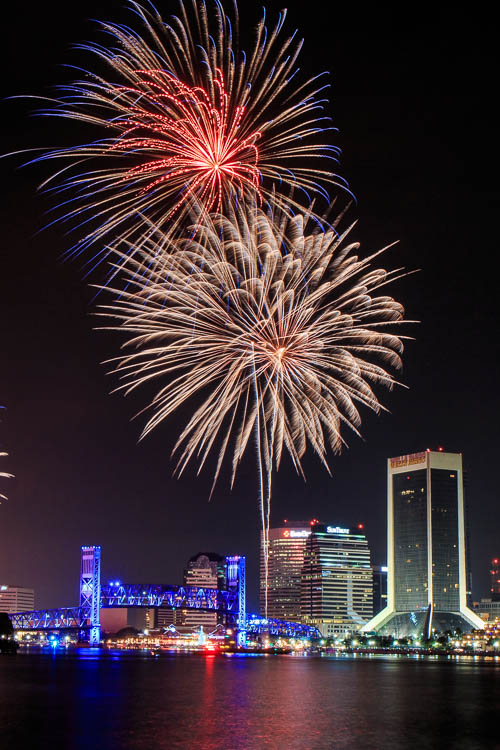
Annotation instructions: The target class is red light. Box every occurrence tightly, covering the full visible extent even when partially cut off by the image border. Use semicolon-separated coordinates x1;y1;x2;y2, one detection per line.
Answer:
284;519;288;523
438;446;444;452
357;523;364;529
406;476;410;480
493;559;499;565
426;448;431;452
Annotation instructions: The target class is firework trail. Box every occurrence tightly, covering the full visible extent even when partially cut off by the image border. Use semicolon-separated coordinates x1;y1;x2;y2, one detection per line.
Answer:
27;0;347;272
0;456;12;502
0;407;13;502
99;205;409;614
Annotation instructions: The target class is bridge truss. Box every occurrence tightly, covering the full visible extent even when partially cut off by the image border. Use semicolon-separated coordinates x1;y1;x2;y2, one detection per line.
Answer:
246;615;321;639
100;583;238;613
9;606;91;631
8;546;320;642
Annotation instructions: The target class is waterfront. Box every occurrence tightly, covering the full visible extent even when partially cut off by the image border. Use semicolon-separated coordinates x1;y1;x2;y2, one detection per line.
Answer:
1;651;498;749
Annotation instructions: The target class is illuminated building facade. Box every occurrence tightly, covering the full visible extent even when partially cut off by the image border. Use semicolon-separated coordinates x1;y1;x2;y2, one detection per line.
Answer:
0;585;35;614
181;553;226;630
490;558;500;601
300;525;373;637
362;450;484;637
260;521;313;621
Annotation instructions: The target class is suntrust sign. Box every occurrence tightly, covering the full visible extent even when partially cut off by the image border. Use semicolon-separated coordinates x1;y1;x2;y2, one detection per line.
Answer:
326;526;349;535
282;529;311;538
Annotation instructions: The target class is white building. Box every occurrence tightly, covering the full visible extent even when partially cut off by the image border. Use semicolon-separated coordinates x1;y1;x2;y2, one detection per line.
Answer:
0;585;35;614
362;450;484;637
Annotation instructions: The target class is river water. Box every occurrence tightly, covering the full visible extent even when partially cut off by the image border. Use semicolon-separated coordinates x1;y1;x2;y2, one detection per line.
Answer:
0;650;498;749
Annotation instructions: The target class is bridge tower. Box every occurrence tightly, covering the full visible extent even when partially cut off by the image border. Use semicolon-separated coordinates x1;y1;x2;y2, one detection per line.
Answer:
226;555;246;646
79;545;101;645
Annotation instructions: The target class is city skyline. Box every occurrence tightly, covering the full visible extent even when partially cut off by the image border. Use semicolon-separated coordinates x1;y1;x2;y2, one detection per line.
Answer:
1;0;499;613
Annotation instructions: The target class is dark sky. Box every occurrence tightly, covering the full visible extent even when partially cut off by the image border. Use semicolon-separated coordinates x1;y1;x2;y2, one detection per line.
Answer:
1;1;498;612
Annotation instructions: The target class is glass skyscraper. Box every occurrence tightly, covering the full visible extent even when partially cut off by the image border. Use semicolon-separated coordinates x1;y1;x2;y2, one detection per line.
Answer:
362;450;484;637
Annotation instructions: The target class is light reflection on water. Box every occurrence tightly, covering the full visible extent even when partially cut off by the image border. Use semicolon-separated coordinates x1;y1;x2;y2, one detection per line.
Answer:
0;651;498;749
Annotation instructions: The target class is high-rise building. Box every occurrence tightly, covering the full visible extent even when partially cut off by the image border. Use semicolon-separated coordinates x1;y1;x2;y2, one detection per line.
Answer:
181;552;226;630
300;524;373;637
489;558;500;601
372;565;388;616
362;450;484;636
260;520;315;620
0;585;35;613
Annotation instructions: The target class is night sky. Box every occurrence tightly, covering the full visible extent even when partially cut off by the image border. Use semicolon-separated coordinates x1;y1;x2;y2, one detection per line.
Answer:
1;2;498;612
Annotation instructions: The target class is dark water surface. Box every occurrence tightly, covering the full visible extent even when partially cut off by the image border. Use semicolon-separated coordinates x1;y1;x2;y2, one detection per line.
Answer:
1;650;498;749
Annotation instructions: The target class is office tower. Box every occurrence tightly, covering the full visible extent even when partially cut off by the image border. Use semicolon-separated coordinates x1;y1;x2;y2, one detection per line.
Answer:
260;520;315;621
490;558;500;601
154;607;180;628
362;450;484;636
372;565;388;615
181;552;225;630
300;524;373;637
0;585;35;613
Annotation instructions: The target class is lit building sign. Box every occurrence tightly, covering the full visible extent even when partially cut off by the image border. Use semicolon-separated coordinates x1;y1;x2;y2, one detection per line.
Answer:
390;451;427;469
326;526;349;535
282;529;311;538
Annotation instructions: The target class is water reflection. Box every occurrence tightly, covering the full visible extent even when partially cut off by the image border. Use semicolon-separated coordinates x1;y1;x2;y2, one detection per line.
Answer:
0;652;498;750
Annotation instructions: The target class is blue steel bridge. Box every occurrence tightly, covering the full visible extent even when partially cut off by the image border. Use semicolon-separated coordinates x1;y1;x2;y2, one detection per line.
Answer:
8;546;320;645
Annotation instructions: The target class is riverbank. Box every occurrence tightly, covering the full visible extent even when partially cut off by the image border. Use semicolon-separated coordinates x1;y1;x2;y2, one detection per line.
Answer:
324;646;500;659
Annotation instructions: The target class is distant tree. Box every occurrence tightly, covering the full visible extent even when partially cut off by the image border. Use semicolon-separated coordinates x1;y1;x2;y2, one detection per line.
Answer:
0;612;17;653
114;627;139;638
0;612;13;636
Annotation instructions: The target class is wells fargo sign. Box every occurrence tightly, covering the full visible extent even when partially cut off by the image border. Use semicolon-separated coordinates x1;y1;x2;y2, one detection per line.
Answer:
390;451;427;469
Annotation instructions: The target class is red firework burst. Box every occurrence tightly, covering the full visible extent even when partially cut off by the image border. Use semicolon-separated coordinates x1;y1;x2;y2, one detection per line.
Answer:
112;68;262;218
27;1;348;265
